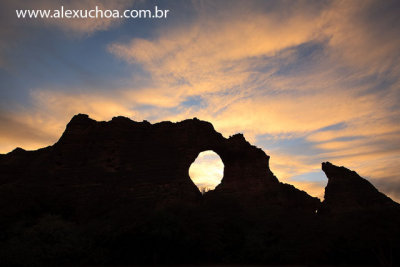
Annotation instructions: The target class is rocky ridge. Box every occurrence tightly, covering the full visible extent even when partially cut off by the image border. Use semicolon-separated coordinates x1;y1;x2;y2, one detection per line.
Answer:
0;114;399;265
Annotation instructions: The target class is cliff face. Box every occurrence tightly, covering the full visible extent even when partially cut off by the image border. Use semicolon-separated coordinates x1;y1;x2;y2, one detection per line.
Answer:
0;114;399;266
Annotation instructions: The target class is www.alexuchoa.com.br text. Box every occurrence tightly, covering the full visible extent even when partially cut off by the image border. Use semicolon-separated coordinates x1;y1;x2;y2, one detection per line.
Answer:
16;6;170;19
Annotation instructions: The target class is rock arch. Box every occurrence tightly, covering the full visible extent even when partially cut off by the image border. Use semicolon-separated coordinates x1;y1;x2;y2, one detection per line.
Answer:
53;114;318;210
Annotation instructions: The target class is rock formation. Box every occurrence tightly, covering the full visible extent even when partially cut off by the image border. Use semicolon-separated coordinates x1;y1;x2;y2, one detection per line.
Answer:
321;161;400;214
0;114;399;266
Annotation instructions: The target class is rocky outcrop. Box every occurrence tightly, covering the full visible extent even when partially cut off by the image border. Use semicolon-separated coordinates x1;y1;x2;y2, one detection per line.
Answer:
316;162;400;265
0;114;399;266
320;162;399;214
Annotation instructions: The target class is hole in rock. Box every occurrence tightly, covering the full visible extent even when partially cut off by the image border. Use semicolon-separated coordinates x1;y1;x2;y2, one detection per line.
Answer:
189;150;224;194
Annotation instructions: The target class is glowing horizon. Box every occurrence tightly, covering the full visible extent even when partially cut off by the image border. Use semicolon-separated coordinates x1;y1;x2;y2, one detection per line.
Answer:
189;150;225;192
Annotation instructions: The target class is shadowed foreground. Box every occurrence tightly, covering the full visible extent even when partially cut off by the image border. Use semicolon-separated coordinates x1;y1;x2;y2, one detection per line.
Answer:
0;114;399;266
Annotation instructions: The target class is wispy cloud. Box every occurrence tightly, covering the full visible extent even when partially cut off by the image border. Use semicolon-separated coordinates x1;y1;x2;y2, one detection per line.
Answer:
8;0;135;35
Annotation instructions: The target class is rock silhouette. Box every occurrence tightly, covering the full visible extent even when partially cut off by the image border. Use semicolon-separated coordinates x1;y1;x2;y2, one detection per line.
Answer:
321;162;400;214
0;114;399;265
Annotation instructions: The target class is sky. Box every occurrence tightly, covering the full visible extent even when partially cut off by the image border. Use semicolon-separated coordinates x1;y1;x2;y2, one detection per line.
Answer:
189;151;224;192
0;0;399;201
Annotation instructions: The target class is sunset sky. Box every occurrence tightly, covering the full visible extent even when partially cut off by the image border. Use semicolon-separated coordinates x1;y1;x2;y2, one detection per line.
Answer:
0;0;399;201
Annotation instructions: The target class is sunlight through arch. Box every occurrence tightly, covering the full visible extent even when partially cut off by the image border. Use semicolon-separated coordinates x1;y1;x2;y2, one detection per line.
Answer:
189;150;224;193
